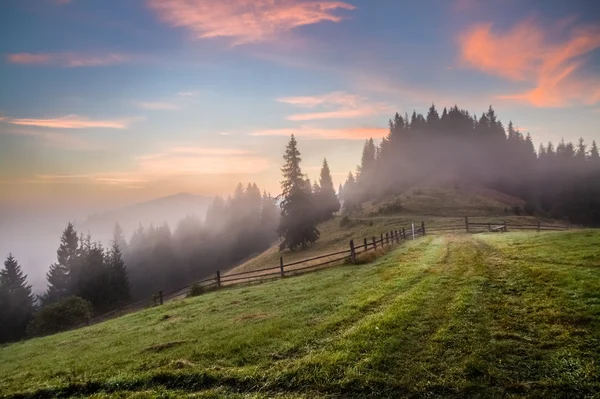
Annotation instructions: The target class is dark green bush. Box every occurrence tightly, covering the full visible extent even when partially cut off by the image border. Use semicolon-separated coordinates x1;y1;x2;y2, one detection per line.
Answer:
27;296;92;337
339;215;352;227
377;199;403;215
512;205;523;216
187;283;205;297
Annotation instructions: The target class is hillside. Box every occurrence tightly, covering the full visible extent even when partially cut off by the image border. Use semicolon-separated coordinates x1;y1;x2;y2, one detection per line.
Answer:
1;230;599;398
227;185;556;276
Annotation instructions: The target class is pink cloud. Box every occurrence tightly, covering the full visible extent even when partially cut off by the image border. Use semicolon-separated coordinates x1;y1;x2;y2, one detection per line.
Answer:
6;52;135;67
278;91;390;121
2;114;129;129
135;101;180;110
147;0;355;45
251;125;387;140
459;19;600;107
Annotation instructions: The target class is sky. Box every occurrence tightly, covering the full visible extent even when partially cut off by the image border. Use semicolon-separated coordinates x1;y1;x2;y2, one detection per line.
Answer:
1;0;600;215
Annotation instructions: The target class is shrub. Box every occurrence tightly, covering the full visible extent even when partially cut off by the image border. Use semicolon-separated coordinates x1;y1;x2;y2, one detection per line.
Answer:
512;205;523;216
524;202;536;216
377;199;403;215
27;296;92;337
339;215;353;227
187;283;205;298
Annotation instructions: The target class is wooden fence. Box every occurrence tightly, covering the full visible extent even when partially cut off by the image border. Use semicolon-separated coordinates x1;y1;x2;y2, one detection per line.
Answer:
424;216;571;235
85;216;571;324
156;221;427;304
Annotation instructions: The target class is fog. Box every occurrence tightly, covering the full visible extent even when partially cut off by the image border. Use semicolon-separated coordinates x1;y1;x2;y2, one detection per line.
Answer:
0;193;211;294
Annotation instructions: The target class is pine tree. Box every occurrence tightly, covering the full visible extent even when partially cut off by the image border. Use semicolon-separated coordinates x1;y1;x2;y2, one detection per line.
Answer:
107;240;131;307
278;135;320;250
42;223;79;305
590;141;599;163
112;223;128;254
0;254;35;343
317;158;341;220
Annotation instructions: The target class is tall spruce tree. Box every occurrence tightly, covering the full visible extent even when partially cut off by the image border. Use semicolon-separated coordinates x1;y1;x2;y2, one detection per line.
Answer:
42;223;79;305
317;158;341;220
278;135;320;250
0;254;35;343
107;240;131;307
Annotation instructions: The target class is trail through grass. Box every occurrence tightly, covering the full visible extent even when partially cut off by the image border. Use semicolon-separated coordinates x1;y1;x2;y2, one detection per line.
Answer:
1;231;599;398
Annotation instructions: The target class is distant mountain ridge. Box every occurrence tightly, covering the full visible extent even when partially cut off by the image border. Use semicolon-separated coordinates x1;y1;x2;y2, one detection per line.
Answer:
80;192;213;241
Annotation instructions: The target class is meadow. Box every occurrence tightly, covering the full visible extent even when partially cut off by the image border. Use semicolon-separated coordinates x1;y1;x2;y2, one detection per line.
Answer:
1;229;599;398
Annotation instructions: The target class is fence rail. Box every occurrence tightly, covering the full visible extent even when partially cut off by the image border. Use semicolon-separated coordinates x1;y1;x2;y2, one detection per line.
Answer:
84;216;571;326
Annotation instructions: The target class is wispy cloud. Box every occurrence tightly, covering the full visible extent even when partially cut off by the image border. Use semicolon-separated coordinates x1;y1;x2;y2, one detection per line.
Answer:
147;0;355;45
135;101;180;110
29;146;270;188
1;114;130;129
6;52;135;67
278;91;390;121
177;91;198;97
459;19;600;107
1;128;94;150
251;125;387;140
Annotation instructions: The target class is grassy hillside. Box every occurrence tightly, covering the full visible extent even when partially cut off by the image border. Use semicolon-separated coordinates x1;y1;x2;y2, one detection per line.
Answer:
228;185;561;276
1;230;599;398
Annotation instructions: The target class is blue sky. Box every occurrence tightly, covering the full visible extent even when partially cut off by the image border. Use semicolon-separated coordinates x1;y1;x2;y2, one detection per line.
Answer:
1;0;599;213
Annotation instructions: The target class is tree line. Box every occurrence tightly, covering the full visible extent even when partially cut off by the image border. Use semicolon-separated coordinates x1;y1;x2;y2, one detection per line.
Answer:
341;105;600;225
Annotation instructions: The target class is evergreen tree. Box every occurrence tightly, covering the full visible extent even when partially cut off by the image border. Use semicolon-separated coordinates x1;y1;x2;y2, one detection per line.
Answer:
42;223;79;305
278;135;320;250
588;141;599;162
107;240;131;307
0;254;35;343
112;223;128;254
317;158;341;220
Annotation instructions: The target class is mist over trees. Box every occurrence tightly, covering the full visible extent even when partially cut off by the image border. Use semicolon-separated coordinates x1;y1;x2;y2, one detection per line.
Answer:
124;183;280;301
341;105;600;225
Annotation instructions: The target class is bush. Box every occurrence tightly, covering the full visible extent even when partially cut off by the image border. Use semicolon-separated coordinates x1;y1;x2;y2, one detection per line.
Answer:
512;205;523;216
187;283;205;298
339;215;353;227
524;202;536;216
377;199;403;215
27;296;92;337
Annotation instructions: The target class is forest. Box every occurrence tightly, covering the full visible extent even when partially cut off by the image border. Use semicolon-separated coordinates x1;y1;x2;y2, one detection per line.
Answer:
1;104;598;343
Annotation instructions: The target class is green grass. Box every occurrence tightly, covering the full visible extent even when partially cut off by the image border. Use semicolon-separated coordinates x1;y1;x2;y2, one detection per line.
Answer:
2;230;599;398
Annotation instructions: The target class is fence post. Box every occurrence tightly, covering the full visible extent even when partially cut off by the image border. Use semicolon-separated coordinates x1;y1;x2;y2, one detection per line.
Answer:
364;237;368;251
402;228;406;240
381;233;384;246
216;271;221;288
350;240;357;263
421;221;426;236
386;232;389;244
503;221;507;232
396;230;400;243
412;223;415;240
537;220;541;232
465;216;469;233
373;236;377;249
488;223;491;232
280;257;285;277
159;290;164;305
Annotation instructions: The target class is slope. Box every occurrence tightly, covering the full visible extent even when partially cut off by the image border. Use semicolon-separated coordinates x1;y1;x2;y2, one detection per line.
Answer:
227;185;551;276
1;230;599;398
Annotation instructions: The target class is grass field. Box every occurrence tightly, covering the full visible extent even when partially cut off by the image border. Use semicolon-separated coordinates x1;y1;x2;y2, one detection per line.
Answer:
1;230;599;398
